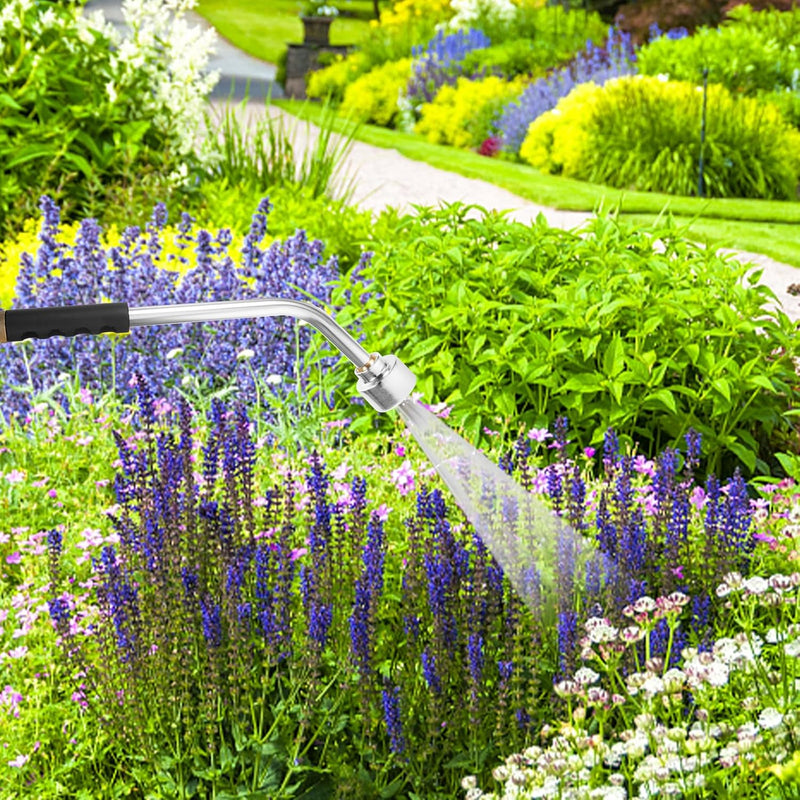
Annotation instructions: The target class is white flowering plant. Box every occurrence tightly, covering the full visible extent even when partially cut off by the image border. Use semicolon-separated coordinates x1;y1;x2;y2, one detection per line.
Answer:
448;0;517;41
303;1;339;17
0;0;218;236
466;570;800;799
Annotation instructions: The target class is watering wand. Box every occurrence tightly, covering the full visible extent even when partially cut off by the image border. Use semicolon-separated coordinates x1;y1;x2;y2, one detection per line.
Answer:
0;299;417;412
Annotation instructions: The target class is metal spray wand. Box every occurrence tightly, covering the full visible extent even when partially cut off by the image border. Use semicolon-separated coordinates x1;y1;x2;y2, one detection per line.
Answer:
0;299;417;411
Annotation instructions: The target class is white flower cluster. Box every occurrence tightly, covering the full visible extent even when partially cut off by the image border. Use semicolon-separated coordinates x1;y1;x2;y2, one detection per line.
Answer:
467;575;800;800
448;0;516;33
112;0;220;168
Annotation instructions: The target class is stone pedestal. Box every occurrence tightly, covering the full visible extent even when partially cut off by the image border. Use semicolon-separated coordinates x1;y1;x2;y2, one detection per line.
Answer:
284;43;349;99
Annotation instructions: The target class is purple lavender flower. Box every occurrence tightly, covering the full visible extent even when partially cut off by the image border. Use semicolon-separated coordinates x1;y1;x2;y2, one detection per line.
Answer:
0;198;365;422
467;632;484;685
496;28;637;154
721;469;754;568
48;596;71;626
46;529;63;558
556;610;577;677
200;597;223;649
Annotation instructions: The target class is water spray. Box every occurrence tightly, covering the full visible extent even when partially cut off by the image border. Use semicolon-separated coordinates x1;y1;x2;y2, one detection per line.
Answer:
0;298;600;615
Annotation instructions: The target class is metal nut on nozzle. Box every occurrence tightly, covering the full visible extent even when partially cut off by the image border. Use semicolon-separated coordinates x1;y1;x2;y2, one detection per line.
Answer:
356;353;416;412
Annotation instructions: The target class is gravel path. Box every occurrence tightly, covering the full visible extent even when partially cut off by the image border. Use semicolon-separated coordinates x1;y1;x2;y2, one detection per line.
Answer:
220;101;800;323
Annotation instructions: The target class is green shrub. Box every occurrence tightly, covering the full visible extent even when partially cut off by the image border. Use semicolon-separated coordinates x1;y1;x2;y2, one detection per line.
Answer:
415;75;528;148
0;0;217;237
519;81;602;175
340;58;414;127
449;0;605;51
513;3;607;50
203;101;358;203
194;182;374;272
337;204;800;475
521;75;800;200
461;38;566;79
638;5;800;124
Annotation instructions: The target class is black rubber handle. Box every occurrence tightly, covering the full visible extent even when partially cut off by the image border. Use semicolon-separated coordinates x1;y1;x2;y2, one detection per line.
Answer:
3;303;130;342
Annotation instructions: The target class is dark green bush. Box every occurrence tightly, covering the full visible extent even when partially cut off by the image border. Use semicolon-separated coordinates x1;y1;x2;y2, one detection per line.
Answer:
338;204;800;475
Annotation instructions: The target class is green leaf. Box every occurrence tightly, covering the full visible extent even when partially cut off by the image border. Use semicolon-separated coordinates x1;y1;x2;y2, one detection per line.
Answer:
728;440;757;472
643;388;678;414
602;334;625;378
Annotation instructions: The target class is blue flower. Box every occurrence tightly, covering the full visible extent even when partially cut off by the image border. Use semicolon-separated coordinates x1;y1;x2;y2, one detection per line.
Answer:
382;683;407;755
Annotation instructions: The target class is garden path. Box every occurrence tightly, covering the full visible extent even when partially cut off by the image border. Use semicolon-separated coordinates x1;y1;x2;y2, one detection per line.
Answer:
224;101;800;324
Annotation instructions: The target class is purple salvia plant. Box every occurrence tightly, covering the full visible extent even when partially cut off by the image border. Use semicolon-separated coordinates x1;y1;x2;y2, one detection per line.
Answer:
406;27;491;110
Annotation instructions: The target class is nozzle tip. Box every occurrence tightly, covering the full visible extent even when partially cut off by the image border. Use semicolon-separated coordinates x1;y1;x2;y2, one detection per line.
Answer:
356;354;416;412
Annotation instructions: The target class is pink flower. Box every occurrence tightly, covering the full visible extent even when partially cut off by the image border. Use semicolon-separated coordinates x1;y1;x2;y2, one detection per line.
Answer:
483;427;499;437
47;489;58;499
1;685;23;718
391;460;416;497
375;503;392;522
322;418;351;430
584;447;596;459
5;552;21;565
7;754;28;768
527;428;552;443
478;135;501;157
290;548;308;561
394;444;406;458
71;687;88;710
31;477;49;488
79;387;93;405
632;456;655;477
4;470;25;484
689;486;707;510
331;463;350;481
753;532;777;549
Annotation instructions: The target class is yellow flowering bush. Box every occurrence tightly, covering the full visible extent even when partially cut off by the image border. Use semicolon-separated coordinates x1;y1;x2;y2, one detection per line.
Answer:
340;58;414;127
307;51;372;104
519;81;603;175
520;75;800;199
371;0;453;33
415;75;528;149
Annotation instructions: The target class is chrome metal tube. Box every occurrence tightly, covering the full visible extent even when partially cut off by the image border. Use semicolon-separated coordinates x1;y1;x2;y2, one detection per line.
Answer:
128;298;371;369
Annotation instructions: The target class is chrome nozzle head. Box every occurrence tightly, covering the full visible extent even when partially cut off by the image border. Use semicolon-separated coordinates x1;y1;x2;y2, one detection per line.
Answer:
356;353;416;412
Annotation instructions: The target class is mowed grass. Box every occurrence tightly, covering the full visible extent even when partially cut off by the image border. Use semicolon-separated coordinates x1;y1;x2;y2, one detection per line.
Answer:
277;99;800;268
195;0;381;64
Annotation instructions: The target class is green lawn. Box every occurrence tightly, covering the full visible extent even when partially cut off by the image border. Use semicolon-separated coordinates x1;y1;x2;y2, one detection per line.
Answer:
277;99;800;268
195;0;382;64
